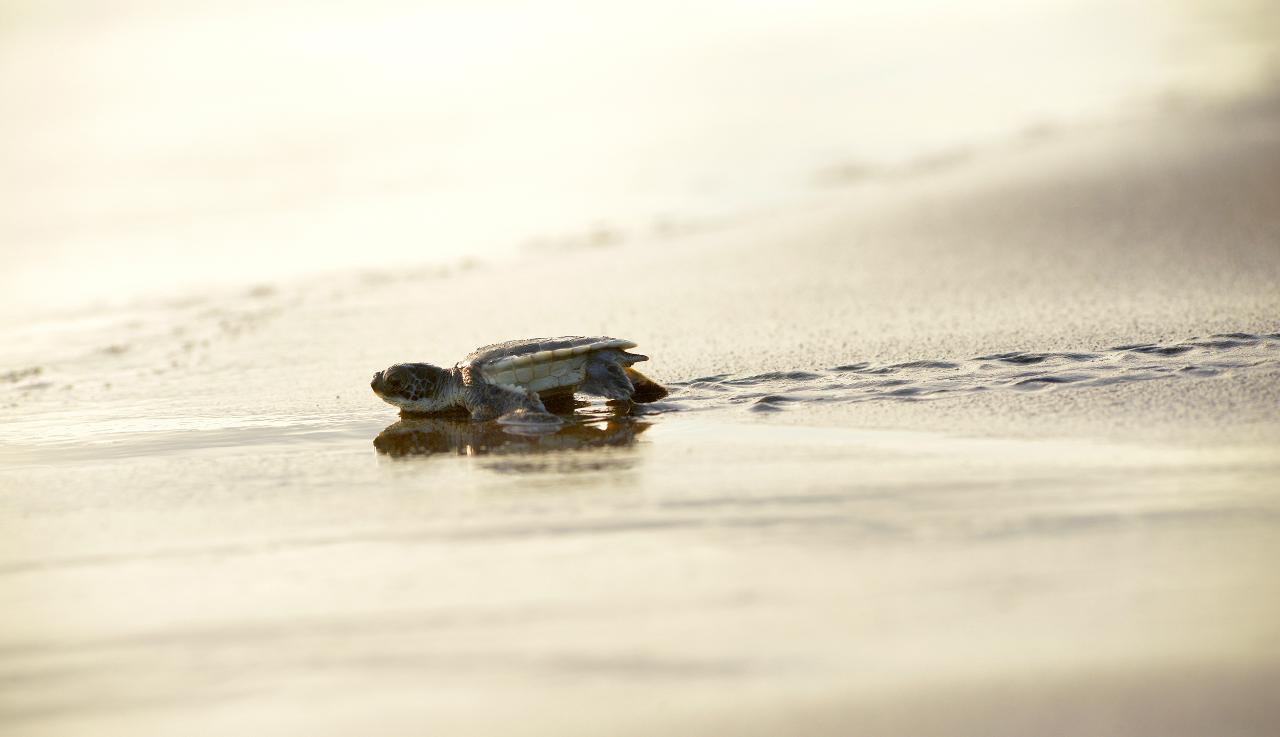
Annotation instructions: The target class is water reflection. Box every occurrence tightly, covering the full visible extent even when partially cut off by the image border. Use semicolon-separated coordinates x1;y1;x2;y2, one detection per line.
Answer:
373;415;650;461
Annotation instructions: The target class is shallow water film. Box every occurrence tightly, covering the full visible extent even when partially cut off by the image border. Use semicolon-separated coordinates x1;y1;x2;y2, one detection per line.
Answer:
3;2;1280;736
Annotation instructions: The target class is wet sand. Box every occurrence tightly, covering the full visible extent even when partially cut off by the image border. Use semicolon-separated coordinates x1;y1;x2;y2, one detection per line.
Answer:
2;100;1280;736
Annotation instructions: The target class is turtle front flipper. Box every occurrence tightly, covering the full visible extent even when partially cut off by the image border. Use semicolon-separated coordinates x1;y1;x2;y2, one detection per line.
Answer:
494;407;564;432
463;381;562;428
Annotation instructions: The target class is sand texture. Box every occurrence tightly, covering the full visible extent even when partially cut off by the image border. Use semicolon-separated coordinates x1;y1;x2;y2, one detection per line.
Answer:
2;94;1280;737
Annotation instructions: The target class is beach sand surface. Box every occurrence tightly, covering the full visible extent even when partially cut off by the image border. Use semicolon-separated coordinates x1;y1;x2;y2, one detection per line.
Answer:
2;98;1279;736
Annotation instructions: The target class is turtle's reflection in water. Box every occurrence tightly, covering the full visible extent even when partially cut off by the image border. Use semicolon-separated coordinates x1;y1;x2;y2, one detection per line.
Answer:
373;412;651;466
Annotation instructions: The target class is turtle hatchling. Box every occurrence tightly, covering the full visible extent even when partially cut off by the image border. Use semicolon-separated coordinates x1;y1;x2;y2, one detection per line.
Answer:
370;336;667;426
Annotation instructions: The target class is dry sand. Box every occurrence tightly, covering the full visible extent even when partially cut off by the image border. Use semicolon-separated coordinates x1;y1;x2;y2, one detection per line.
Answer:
2;99;1279;736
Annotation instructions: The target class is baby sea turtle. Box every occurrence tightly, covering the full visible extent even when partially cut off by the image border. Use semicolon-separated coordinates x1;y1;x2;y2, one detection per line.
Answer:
370;336;667;426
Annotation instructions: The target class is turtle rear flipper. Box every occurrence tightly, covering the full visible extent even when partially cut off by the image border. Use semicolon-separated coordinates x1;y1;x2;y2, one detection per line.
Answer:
625;368;668;403
579;356;635;400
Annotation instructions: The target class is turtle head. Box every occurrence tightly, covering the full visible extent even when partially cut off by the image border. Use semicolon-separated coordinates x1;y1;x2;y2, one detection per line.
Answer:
371;363;456;413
